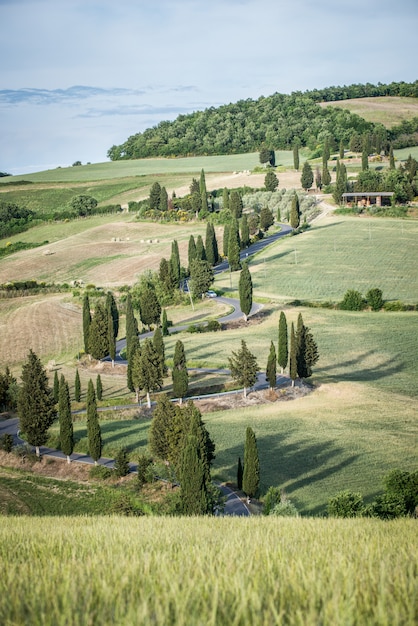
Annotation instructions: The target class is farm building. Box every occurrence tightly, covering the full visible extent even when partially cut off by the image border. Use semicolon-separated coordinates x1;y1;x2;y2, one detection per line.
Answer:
342;192;394;207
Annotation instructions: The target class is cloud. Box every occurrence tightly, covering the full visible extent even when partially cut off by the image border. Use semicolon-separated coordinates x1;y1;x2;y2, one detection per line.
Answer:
76;104;197;118
0;86;143;105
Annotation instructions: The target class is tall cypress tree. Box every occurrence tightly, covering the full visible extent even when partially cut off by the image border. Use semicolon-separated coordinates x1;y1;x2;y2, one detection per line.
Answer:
161;308;169;337
296;313;319;379
106;291;119;339
82;293;91;354
322;163;331;187
159;186;168;212
293;143;300;171
238;262;253;321
266;341;277;389
58;374;73;463
223;223;230;258
278;311;288;374
96;374;103;401
74;369;81;402
362;137;369;171
183;401;215;483
125;293;138;357
240;213;250;248
86;379;102;465
149;181;161;210
301;161;313;191
133;338;162;408
199;168;207;196
289;322;297;387
18;350;56;457
88;303;109;360
196;234;206;261
148;393;176;460
153;326;167;377
172;340;188;404
229;190;243;218
243;426;260;498
53;370;59;404
339;139;345;160
222;187;229;210
127;337;140;396
205;222;215;266
290;192;300;229
237;456;243;490
170;240;181;287
188;234;197;272
389;143;395;169
107;302;116;367
179;434;210;515
228;218;241;271
228;340;258;398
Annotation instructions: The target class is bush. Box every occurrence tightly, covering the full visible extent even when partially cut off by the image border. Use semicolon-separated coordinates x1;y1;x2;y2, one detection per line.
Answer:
0;433;13;452
206;320;222;332
89;465;113;480
137;453;153;488
366;288;383;311
327;490;365;517
114;447;130;477
383;300;407;311
339;289;365;311
270;500;299;517
366;493;406;520
263;486;282;515
109;493;143;516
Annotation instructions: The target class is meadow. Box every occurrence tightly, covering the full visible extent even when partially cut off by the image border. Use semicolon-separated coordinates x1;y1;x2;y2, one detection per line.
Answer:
0;516;416;626
319;95;418;128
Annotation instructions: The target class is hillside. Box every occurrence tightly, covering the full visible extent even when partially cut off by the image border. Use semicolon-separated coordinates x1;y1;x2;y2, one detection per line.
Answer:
319;96;418;129
108;81;418;160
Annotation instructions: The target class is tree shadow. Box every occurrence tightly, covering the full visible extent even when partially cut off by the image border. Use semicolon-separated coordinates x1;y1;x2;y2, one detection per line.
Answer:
315;351;405;384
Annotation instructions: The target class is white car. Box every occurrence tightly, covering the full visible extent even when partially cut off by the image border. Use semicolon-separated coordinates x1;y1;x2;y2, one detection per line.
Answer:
205;290;217;298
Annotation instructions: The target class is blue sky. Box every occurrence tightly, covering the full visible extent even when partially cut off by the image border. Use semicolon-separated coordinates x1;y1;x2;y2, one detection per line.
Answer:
1;0;417;174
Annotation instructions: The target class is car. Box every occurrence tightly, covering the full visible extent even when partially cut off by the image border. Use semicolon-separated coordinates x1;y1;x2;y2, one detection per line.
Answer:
205;290;217;298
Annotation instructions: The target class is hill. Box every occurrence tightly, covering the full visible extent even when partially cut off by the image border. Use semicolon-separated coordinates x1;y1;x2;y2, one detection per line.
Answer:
108;81;418;160
319;96;418;129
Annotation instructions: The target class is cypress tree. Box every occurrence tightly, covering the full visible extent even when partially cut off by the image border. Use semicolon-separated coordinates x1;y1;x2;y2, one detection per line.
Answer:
301;161;313;191
196;234;206;261
170;240;181;287
296;313;319;379
106;291;119;339
238;262;253;321
136;339;163;408
323;137;330;162
264;170;279;192
125;293;138;357
205;222;215;266
237;456;243;490
229;190;243;218
315;167;322;190
266;341;277;389
161;308;169;336
240;213;250;248
172;340;188;404
389;143;395;169
82;293;91;354
153;326;167;377
127;336;140;394
199;168;207;196
243;426;260;498
362;138;369;171
96;374;103;401
74;369;81;402
53;370;59;404
201;190;209;214
159;186;168;212
260;206;274;232
149;181;161;210
322;163;331;186
114;447;130;477
228;218;241;271
107;303;116;366
222;187;229;210
223;223;230;258
289;322;297;387
290;193;300;229
184;401;215;483
228;340;258;399
86;379;102;465
129;340;142;400
293;143;300;170
17;350;56;457
339;139;345;160
138;285;161;330
88;302;109;360
188;234;197;272
278;311;288;374
179;434;210;515
58;374;73;463
148;393;176;460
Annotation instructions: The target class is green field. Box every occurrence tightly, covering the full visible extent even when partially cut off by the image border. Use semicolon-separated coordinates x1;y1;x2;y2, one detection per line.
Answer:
320;96;418;128
0;516;416;626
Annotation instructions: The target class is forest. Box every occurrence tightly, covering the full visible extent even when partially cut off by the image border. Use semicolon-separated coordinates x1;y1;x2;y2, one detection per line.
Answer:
107;81;418;160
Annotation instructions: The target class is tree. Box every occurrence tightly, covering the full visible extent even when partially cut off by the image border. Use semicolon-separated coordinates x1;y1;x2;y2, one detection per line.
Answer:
290;192;300;229
293;143;300;170
189;259;214;298
125;293;138;358
148;393;176;460
339;139;345;160
240;214;250;248
260;206;274;232
133;339;162;408
172;340;188;403
289;322;297;387
161;308;169;336
70;195;97;216
179;434;210;515
86;379;102;465
389;143;395;169
366;288;383;311
159;186;168;212
295;314;319;380
361;137;369;171
333;159;347;204
266;341;277;389
114;448;130;477
264;170;278;192
96;374;103;401
196;234;206;261
228;218;241;271
153;326;167;377
228;340;258;398
237;457;243;490
128;340;141;399
88;303;109;360
138;285;161;330
188;234;197;272
107;302;116;367
106;292;119;341
340;289;364;311
74;369;81;402
300;161;313;191
222;224;230;258
229;190;243;218
259;145;272;165
315;167;322;191
322;163;331;187
205;222;217;266
222;187;229;210
238;262;253;321
18;350;56;457
58;374;73;463
149;181;161;210
243;426;260;498
82;293;91;354
278;311;288;374
170;240;181;287
53;370;59;404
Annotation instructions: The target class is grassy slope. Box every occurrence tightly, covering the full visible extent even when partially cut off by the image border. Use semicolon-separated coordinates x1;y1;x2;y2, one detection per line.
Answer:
319;95;418;128
0;516;416;626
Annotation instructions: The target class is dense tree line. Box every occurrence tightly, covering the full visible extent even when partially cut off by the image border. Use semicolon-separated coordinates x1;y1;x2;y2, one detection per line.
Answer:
0;202;35;239
107;82;418;161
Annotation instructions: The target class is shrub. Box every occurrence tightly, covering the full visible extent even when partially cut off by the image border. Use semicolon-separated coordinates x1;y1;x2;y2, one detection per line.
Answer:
114;447;130;477
366;288;383;311
270;500;299;517
0;433;13;452
109;493;143;516
383;300;406;311
137;453;153;488
327;490;365;517
89;465;113;480
366;493;406;520
339;289;365;311
206;320;222;332
263;486;282;515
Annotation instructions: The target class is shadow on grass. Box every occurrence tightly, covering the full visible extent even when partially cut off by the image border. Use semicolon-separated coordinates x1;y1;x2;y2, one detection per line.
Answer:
315;350;405;384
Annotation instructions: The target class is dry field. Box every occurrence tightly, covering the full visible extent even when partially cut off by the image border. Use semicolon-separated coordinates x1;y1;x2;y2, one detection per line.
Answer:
319;96;418;128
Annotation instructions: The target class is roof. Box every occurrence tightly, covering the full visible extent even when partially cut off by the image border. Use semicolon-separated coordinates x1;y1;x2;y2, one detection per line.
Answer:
342;192;394;197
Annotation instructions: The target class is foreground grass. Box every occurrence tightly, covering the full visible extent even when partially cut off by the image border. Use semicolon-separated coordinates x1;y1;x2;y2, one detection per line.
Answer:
0;516;416;626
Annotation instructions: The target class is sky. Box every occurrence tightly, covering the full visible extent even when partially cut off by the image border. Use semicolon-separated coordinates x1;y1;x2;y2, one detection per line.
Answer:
0;0;417;175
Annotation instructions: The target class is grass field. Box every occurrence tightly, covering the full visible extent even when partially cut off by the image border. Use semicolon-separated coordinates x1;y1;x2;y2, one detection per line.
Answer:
0;516;416;625
319;96;418;128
